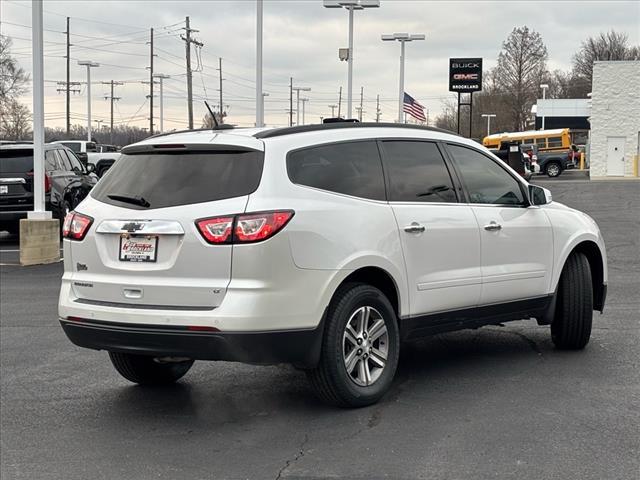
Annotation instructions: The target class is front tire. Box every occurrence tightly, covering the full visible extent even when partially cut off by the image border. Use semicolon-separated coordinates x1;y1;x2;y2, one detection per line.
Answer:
307;284;400;408
551;252;593;349
108;352;194;385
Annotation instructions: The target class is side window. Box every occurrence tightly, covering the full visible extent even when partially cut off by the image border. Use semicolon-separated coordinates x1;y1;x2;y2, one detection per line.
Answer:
44;150;58;172
62;142;80;153
447;144;525;206
66;150;84;171
287;141;385;200
547;136;563;148
86;142;97;152
56;149;73;171
381;140;457;203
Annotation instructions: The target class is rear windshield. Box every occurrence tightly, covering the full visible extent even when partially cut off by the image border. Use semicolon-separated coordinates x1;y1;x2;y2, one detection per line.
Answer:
91;150;264;210
0;149;33;173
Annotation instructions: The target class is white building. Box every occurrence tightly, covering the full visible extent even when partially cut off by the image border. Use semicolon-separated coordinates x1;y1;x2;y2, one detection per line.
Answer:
589;61;640;178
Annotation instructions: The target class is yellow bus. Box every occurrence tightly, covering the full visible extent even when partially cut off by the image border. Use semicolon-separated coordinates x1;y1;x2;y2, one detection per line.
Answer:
483;128;572;152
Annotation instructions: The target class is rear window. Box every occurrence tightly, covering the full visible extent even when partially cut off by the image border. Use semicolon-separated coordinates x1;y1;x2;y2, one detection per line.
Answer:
91;150;264;210
0;149;33;173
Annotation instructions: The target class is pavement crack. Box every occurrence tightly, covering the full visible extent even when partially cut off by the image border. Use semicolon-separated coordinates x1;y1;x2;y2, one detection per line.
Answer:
274;434;309;480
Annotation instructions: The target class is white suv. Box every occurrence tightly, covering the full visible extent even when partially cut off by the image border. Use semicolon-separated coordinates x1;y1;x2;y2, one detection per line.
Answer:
58;123;607;407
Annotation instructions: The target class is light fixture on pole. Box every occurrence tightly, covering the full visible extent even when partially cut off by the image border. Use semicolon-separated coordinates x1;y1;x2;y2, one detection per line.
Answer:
381;32;425;123
292;86;310;126
540;83;549;130
324;0;380;120
153;73;170;133
481;113;496;137
78;60;100;141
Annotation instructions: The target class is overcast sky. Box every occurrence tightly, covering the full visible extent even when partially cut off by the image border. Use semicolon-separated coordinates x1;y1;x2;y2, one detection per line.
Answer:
2;0;639;131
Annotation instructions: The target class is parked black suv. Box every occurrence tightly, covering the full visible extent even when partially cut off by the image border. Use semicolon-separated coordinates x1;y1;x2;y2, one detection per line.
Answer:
0;143;98;235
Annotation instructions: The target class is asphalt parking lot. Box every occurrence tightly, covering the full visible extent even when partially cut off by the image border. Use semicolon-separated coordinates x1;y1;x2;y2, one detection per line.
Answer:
1;179;638;480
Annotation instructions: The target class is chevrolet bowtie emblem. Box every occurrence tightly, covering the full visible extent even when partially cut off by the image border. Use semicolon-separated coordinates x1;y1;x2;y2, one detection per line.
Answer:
122;222;144;232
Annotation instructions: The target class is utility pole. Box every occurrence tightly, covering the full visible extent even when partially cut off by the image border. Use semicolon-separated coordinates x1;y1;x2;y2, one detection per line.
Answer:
65;17;70;135
293;85;311;126
301;98;308;125
328;104;337;117
359;86;363;121
181;17;203;129
376;94;380;122
153;74;170;133
103;80;122;144
289;77;293;127
217;58;224;123
149;27;154;135
337;86;342;118
426;108;429;126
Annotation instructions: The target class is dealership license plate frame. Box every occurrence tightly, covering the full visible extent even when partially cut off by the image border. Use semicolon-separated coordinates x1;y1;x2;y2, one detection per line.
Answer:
119;235;158;263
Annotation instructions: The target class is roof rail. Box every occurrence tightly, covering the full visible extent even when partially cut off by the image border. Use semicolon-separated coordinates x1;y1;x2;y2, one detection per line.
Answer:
253;122;457;139
146;125;235;141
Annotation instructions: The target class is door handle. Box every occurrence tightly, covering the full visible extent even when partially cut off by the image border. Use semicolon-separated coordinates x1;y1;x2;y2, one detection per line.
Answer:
404;222;426;233
484;222;502;231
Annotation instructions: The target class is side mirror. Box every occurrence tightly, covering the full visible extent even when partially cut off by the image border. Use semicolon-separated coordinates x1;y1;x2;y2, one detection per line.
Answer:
529;185;552;206
85;163;96;173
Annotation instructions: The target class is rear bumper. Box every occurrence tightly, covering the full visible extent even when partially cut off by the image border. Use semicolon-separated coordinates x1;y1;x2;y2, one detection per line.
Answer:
59;317;324;367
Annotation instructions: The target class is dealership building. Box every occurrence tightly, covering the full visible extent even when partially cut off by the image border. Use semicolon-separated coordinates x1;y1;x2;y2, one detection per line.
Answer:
589;61;640;178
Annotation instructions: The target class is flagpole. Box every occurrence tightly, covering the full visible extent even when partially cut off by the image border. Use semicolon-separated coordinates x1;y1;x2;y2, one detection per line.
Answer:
399;40;405;123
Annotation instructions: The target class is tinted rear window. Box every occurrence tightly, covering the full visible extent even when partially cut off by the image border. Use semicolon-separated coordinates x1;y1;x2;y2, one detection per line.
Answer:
91;150;264;210
0;149;33;173
287;141;385;201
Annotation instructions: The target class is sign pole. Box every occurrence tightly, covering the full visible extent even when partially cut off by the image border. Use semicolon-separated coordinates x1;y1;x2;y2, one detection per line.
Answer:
457;92;461;134
469;91;473;138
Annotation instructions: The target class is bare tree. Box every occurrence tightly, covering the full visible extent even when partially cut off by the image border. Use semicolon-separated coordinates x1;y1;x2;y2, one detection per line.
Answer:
0;35;30;101
1;99;31;139
573;30;640;83
493;26;548;131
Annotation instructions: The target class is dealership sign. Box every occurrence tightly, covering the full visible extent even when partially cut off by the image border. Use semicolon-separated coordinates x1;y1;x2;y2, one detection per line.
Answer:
449;58;483;93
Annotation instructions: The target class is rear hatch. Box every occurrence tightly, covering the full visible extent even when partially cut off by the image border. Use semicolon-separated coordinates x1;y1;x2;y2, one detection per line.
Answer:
68;139;264;310
0;148;34;212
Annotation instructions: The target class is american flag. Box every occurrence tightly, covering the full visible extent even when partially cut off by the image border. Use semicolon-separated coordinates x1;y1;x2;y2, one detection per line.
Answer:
403;92;426;122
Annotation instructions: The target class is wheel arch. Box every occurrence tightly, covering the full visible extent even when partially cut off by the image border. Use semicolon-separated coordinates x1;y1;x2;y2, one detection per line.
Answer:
555;239;606;312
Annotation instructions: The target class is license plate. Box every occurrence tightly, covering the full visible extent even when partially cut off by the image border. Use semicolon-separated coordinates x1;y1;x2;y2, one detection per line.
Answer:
119;236;158;262
0;186;7;194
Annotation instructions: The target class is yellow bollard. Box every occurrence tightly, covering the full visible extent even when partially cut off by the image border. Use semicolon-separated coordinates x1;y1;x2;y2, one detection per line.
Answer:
580;152;585;170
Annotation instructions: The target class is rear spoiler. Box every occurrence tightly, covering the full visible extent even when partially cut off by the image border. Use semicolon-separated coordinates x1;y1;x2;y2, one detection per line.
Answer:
121;143;261;155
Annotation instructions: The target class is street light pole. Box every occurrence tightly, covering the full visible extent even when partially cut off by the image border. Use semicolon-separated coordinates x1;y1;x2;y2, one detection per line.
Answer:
78;60;99;142
540;83;549;130
301;98;308;125
381;33;425;123
324;1;380;119
153;74;170;133
30;0;47;219
256;0;264;127
481;113;496;137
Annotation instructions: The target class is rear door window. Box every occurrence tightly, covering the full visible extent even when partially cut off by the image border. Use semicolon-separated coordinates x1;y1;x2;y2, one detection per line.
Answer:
287;140;385;201
91;150;264;210
56;150;74;171
0;149;33;173
381;140;457;203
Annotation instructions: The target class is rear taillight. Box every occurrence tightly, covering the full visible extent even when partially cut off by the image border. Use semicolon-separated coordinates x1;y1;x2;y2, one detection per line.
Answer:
196;210;294;245
62;211;93;241
26;171;51;193
195;216;234;244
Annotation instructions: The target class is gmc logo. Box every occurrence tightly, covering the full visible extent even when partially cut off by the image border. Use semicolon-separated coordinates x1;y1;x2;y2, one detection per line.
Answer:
453;73;479;81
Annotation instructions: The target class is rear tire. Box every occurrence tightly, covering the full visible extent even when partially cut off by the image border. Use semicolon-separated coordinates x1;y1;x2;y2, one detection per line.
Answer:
108;352;194;385
551;252;593;350
307;283;400;408
546;161;561;177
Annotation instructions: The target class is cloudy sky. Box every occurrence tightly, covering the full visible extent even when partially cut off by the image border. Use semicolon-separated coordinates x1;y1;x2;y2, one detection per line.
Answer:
2;0;639;131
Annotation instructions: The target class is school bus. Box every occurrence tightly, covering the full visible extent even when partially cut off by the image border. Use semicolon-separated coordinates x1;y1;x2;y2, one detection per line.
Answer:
483;128;572;152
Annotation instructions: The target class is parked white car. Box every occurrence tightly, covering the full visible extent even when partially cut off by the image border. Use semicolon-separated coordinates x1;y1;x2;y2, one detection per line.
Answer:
58;123;607;407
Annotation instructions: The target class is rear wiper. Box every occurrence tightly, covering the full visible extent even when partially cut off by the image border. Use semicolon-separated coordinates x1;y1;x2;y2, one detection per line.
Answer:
107;193;150;208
